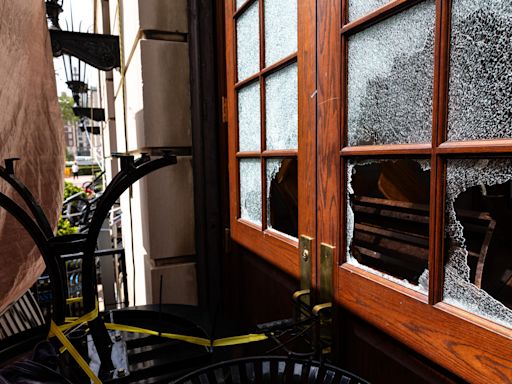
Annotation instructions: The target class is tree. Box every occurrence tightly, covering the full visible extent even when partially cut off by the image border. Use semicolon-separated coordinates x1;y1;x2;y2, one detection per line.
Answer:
58;93;79;124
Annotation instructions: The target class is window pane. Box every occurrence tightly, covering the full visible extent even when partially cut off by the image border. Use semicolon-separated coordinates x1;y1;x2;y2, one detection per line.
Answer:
238;82;261;152
236;0;247;9
266;158;298;237
447;2;512;141
240;159;262;225
265;63;298;150
347;1;435;146
237;1;260;81
347;159;430;291
264;0;297;66
445;159;512;328
348;0;392;22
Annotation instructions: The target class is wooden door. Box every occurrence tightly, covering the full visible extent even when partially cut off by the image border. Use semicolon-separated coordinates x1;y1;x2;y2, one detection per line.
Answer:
224;0;317;281
318;0;512;382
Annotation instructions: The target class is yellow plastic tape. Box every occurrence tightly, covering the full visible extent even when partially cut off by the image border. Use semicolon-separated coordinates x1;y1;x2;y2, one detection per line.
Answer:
66;297;83;304
50;321;102;384
104;323;268;347
59;302;99;333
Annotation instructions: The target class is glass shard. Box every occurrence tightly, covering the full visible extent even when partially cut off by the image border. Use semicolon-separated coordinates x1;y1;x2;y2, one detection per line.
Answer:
236;0;247;9
447;1;512;141
266;158;298;237
238;82;261;152
347;1;435;146
239;159;262;225
348;0;392;22
237;1;260;81
264;0;297;66
265;63;298;150
347;159;430;291
445;159;512;328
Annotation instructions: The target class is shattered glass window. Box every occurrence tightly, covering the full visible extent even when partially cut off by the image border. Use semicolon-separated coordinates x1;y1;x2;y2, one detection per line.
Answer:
347;159;430;292
240;159;262;225
447;1;512;141
265;63;298;150
347;1;435;146
266;158;298;237
237;1;260;81
348;0;392;22
238;81;261;152
444;159;512;328
264;0;297;66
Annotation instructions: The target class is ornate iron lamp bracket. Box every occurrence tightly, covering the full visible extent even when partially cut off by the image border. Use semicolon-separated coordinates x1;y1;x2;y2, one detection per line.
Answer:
50;30;120;71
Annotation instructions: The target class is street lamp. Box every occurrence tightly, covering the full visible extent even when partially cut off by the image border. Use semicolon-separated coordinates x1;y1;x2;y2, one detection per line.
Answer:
63;54;88;107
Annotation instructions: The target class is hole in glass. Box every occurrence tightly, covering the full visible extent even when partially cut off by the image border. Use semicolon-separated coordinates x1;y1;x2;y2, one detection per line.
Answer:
445;159;512;328
267;158;298;238
348;159;430;288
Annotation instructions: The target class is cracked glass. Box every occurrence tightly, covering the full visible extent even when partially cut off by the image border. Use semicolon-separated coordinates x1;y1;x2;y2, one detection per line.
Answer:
444;159;512;328
348;0;392;22
347;1;435;146
347;159;431;292
237;1;260;81
238;81;261;152
240;159;262;225
265;63;298;150
264;0;297;66
447;1;512;141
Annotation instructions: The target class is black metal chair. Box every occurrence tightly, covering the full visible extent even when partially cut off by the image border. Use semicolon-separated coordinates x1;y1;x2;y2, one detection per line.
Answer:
171;356;369;384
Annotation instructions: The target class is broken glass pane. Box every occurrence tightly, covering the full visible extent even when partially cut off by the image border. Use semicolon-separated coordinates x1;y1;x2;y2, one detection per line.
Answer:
264;0;297;66
347;1;435;146
348;0;392;22
266;158;298;237
445;159;512;328
239;159;262;225
265;63;298;150
447;2;512;141
347;159;430;291
238;82;261;152
237;1;260;81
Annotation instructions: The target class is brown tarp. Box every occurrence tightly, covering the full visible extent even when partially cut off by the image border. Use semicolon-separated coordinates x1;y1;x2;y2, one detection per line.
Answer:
0;0;64;313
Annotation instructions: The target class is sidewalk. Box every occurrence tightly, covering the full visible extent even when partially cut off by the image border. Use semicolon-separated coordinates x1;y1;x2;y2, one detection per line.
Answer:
64;175;94;188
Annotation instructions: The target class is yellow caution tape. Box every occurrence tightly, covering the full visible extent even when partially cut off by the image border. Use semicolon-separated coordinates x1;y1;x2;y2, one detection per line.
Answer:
50;321;102;384
48;300;267;383
57;302;99;333
104;322;268;347
66;297;83;304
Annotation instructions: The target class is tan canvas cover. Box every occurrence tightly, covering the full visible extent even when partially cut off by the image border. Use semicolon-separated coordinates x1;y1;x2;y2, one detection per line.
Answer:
0;0;64;313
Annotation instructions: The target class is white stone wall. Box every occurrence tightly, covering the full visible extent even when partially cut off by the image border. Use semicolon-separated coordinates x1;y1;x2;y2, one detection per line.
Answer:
97;0;197;306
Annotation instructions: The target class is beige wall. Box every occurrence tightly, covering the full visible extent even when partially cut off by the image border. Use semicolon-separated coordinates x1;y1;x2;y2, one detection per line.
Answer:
96;0;197;306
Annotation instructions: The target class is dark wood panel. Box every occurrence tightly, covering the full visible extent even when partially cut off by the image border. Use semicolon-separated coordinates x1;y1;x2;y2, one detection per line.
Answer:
222;243;298;328
337;264;512;383
337;309;465;384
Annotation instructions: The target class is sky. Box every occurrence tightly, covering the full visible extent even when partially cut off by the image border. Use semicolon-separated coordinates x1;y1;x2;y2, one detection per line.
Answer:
53;0;97;96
